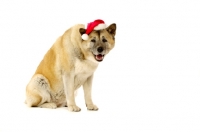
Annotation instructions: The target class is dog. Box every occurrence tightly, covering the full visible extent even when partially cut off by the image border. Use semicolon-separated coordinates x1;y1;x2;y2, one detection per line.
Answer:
25;20;116;112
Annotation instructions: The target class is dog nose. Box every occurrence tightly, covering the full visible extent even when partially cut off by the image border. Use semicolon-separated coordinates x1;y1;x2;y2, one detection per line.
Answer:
97;47;104;53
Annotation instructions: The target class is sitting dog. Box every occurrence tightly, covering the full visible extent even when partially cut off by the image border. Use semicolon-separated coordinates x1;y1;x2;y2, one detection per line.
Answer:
25;19;116;112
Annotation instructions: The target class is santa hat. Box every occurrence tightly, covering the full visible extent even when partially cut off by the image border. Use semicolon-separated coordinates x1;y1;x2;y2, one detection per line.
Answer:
81;19;107;40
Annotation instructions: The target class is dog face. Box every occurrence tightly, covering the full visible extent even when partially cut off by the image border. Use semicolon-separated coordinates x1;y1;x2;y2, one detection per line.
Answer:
79;23;116;62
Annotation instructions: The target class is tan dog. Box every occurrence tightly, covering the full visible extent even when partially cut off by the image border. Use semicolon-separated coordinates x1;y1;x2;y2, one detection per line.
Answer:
25;21;116;112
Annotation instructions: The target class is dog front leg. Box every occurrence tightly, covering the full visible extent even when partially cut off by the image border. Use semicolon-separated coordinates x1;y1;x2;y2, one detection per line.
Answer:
62;74;81;112
83;75;98;111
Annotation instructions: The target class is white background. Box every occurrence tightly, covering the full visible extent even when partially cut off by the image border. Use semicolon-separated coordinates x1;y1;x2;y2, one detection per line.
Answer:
0;0;200;132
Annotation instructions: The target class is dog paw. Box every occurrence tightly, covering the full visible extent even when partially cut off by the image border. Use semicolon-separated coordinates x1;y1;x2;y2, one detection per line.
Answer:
87;104;98;111
68;105;81;112
39;103;57;109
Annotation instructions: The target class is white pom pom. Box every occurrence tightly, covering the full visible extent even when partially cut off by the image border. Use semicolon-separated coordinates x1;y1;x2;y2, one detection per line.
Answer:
81;34;88;40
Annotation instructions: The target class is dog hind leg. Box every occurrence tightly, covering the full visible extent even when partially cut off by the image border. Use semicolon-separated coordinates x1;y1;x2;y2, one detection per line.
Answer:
39;103;57;109
26;74;57;109
26;92;42;107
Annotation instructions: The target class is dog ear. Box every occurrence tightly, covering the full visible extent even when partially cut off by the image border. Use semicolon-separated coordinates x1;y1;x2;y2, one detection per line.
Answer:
79;28;86;35
106;23;116;36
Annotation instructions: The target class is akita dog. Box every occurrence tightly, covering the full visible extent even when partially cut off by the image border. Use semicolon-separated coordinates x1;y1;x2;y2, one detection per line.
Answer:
25;20;116;112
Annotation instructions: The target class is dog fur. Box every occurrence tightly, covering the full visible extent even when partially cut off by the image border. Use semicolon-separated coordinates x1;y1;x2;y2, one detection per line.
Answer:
25;23;116;112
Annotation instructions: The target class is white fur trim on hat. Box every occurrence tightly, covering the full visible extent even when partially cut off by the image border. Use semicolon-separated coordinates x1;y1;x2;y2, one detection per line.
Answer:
94;23;107;30
81;34;88;40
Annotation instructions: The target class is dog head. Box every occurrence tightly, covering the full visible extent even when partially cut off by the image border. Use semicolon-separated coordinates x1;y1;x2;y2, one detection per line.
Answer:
79;23;116;62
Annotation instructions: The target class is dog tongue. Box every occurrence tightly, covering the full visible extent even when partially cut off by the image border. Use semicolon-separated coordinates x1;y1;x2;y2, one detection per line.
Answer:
96;54;103;60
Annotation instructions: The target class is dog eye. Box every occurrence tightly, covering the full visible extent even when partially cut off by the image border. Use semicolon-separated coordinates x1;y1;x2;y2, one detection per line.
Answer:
91;39;96;43
102;38;107;43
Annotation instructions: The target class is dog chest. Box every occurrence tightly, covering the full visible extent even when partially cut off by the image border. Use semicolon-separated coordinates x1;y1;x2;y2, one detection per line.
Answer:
74;59;98;89
74;59;98;75
74;74;89;89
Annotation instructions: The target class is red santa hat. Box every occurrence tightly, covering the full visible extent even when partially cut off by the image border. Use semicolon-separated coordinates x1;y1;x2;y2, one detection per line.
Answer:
81;19;107;40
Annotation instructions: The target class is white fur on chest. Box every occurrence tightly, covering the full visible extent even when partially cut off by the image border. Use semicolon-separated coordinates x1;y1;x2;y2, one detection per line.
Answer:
74;59;98;89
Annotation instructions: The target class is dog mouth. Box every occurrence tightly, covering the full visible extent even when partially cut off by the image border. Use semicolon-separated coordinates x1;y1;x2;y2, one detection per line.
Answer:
94;54;104;62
